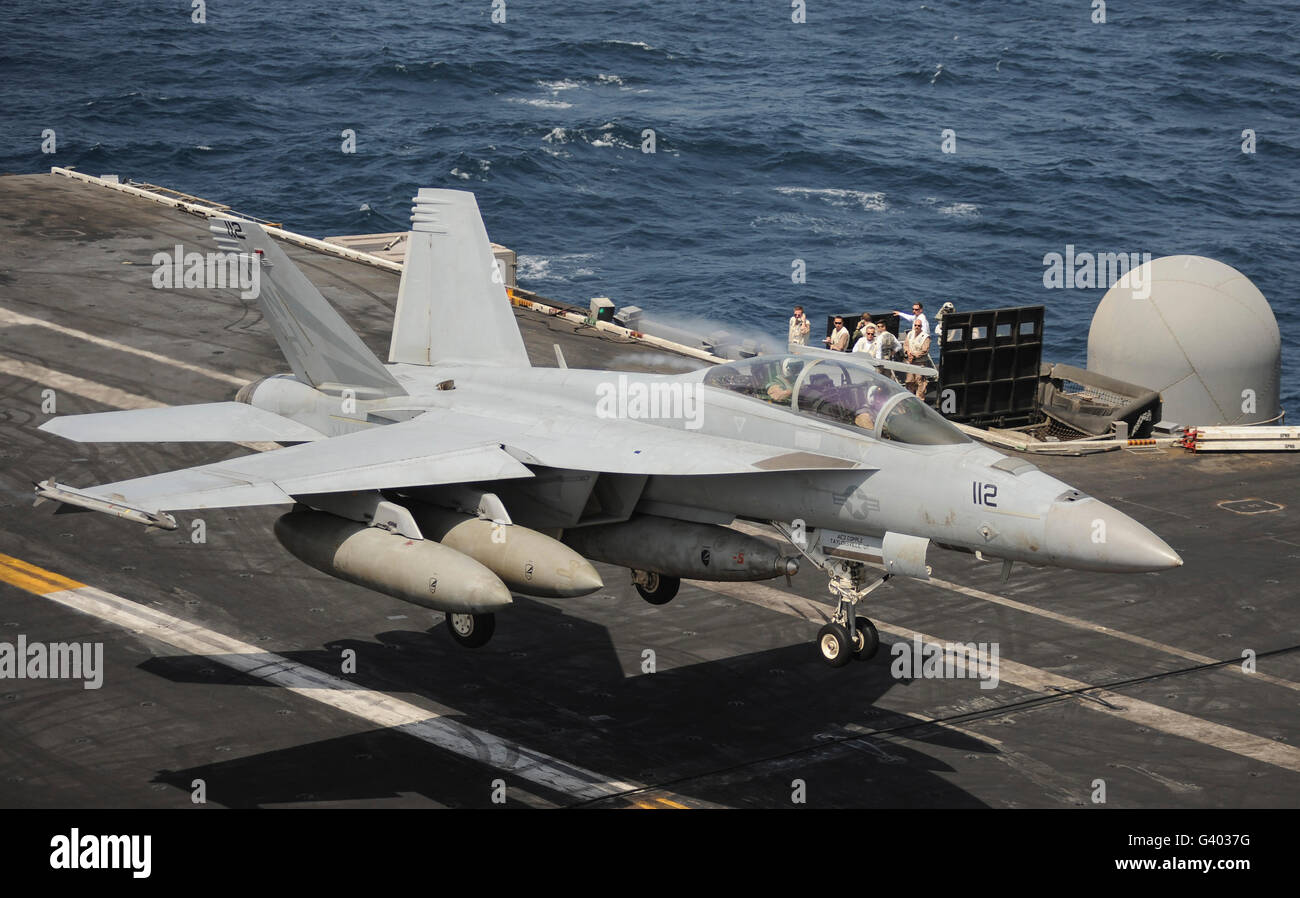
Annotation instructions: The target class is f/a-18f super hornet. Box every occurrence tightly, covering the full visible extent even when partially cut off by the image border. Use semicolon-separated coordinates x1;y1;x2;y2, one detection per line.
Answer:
34;188;1182;666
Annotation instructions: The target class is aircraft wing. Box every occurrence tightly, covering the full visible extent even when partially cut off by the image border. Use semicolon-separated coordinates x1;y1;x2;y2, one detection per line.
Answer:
415;408;865;476
37;405;864;528
39;402;329;443
38;415;535;525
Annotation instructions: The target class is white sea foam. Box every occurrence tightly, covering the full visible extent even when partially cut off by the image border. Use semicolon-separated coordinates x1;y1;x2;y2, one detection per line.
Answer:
923;197;979;217
937;202;979;217
775;186;888;212
517;253;597;283
508;97;574;110
538;78;582;92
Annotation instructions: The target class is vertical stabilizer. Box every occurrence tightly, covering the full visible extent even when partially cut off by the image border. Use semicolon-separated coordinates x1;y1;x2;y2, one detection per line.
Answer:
388;189;531;367
210;218;405;397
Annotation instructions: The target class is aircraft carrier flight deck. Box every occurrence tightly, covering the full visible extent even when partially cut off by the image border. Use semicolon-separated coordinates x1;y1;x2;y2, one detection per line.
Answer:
1;172;1296;809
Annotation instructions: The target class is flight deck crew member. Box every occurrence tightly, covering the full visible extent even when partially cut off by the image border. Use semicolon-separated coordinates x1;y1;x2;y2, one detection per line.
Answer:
904;317;933;400
933;301;955;345
851;322;875;354
871;325;904;382
874;325;902;362
788;305;811;346
824;317;850;352
853;313;873;343
894;302;930;339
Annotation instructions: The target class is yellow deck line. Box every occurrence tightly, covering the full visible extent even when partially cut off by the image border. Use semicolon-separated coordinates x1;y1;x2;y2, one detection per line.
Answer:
0;552;85;595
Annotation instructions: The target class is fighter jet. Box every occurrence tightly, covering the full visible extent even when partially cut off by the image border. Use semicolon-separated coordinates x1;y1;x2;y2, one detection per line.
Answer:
34;189;1182;667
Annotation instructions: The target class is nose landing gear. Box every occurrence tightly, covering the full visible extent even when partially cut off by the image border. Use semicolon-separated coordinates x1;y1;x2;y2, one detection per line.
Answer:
817;561;887;667
772;521;892;668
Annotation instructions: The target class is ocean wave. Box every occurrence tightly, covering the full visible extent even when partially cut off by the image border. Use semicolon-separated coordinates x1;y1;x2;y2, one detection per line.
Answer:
538;122;637;150
537;78;582;92
517;253;599;283
507;97;574;110
775;186;888;212
924;198;980;218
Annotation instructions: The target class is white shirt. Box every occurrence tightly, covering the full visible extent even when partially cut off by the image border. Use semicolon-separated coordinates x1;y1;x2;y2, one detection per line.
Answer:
895;310;930;339
851;336;873;354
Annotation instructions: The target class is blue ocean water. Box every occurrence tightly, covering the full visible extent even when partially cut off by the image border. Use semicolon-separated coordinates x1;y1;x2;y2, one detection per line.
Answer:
2;0;1297;406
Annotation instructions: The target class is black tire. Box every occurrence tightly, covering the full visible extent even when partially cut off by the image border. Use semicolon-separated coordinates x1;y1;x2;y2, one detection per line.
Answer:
851;618;880;661
817;623;853;668
635;572;680;605
445;612;495;648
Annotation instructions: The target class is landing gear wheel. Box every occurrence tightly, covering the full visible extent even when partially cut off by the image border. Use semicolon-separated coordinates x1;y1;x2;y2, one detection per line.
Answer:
851;618;880;661
817;623;853;668
445;612;495;648
634;572;680;605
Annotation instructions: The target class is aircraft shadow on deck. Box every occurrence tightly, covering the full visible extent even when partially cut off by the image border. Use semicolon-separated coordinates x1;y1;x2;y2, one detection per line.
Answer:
143;595;997;808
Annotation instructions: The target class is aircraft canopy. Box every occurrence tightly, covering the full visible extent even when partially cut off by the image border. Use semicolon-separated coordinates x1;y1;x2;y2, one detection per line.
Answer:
701;354;967;445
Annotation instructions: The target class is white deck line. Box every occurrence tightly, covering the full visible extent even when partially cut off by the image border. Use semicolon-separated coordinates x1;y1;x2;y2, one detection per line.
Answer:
38;582;640;802
693;578;1300;775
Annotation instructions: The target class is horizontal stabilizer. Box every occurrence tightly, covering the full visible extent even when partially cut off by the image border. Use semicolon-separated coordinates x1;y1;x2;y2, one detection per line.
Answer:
39;402;328;443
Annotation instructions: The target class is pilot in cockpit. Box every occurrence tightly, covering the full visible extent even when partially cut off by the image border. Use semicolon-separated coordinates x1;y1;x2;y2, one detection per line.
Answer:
853;385;886;430
763;358;802;405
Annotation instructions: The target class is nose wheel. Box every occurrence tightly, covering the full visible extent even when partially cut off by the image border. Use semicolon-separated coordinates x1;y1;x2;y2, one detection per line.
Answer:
816;575;885;666
817;623;852;667
851;617;880;660
822;562;887;666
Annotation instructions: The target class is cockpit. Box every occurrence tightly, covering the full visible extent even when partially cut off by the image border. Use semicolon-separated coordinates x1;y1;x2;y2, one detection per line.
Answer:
701;354;969;445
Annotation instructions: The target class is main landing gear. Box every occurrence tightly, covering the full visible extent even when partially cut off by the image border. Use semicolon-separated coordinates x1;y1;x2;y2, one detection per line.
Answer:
445;612;495;648
816;560;887;668
632;569;681;605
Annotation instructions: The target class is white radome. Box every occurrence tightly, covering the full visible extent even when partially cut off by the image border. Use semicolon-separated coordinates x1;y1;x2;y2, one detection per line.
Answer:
1087;255;1282;426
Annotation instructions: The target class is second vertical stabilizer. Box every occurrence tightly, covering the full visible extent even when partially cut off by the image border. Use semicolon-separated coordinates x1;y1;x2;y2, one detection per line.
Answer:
388;189;531;368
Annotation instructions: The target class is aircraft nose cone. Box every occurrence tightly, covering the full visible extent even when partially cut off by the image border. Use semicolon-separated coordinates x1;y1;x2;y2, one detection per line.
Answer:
1044;497;1183;573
